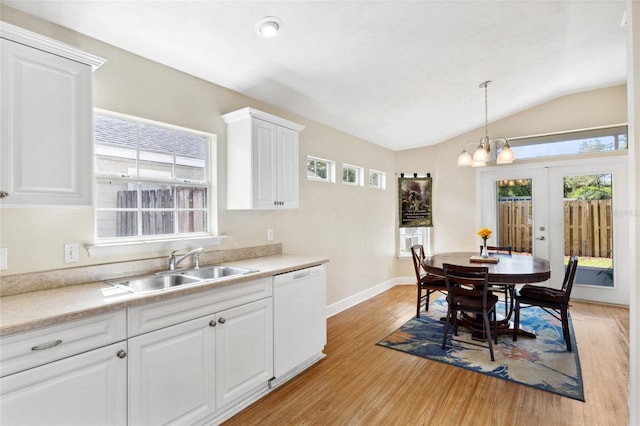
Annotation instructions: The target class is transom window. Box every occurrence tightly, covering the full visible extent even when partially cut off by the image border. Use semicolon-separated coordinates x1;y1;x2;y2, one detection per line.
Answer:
307;156;336;183
342;163;364;186
369;169;386;189
94;111;212;241
508;125;627;161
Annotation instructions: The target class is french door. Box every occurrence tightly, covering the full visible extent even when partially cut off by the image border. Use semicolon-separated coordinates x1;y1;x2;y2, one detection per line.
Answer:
478;156;630;305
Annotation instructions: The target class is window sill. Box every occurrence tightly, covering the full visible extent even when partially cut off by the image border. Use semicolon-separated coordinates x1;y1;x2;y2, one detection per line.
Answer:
85;235;225;258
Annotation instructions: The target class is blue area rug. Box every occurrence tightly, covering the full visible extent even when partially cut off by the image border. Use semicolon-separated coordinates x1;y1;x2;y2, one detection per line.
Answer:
377;297;584;401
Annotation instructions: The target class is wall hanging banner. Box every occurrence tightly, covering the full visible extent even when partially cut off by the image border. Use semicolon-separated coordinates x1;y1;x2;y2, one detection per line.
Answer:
399;176;433;227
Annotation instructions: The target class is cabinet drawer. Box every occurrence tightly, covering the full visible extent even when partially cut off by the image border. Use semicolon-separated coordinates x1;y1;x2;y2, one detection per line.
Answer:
0;311;127;377
128;277;272;336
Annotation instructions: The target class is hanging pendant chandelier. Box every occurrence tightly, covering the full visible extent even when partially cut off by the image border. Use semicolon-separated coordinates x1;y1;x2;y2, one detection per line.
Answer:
457;81;515;167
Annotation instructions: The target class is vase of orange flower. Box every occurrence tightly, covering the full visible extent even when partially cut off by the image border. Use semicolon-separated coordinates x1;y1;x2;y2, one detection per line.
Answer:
477;228;492;258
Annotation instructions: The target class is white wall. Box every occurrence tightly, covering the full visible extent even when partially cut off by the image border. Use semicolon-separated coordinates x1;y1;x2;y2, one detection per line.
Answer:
0;6;397;307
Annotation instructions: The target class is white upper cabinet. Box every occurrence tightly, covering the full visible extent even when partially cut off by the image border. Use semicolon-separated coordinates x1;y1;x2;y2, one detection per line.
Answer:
223;107;304;209
0;23;105;206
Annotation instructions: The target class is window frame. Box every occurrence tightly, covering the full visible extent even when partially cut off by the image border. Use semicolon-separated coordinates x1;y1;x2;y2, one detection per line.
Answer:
307;155;336;183
506;125;628;162
369;169;387;189
342;163;364;187
93;109;216;244
398;227;431;258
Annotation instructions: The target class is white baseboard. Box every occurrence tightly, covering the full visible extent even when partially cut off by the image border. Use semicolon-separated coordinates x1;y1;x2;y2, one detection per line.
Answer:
325;277;415;318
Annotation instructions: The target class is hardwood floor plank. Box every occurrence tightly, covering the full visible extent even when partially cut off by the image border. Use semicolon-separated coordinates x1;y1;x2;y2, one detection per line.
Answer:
223;286;629;426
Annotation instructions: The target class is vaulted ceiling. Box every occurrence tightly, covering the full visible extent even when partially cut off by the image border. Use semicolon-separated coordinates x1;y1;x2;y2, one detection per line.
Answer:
4;1;628;151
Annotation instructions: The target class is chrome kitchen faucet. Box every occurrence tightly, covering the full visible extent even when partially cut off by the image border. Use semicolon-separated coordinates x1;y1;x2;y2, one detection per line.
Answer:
168;248;204;271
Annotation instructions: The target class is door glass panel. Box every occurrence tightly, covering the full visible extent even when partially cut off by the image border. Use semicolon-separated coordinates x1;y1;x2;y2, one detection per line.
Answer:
496;178;532;254
563;174;613;287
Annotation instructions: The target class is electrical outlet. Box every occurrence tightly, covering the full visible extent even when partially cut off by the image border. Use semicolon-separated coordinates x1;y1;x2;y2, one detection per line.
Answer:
64;243;80;263
267;229;274;241
0;248;7;270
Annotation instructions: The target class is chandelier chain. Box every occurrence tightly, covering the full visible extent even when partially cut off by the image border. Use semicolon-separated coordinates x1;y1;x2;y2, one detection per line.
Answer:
481;80;491;140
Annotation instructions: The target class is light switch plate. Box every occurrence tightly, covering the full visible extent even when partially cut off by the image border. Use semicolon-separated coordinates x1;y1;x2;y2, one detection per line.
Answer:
0;248;7;270
64;243;80;263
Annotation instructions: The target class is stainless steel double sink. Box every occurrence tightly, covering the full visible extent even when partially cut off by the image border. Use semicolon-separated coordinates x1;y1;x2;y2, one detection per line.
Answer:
107;265;259;294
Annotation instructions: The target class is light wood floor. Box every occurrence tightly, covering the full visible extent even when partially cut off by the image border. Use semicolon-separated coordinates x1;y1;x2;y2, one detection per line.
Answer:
223;285;629;426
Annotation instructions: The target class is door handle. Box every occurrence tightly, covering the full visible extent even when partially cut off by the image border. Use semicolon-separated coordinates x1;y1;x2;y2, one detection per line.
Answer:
536;236;545;241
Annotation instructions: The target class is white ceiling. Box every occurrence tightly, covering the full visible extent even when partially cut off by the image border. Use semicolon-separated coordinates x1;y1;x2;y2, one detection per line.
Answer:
4;0;628;151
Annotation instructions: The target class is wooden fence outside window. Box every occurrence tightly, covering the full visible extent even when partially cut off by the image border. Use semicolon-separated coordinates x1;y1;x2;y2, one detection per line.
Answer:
116;188;206;237
497;199;612;258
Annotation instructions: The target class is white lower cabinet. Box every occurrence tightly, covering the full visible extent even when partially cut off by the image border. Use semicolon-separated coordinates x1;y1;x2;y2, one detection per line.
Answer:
127;297;273;425
215;298;273;409
127;278;274;425
128;314;217;425
0;341;127;426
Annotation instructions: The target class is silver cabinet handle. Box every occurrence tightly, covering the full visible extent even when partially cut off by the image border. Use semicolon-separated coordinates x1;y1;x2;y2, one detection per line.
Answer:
536;236;546;240
209;320;216;327
31;340;62;351
117;350;127;359
218;318;226;324
0;191;8;199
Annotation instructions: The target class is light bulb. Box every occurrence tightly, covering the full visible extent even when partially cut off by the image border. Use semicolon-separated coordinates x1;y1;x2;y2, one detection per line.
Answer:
260;21;279;37
497;144;515;164
472;146;489;163
256;17;282;38
457;150;472;166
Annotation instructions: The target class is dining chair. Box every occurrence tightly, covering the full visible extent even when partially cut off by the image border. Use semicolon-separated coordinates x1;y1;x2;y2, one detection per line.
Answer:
479;245;513;318
441;263;498;361
410;244;446;318
512;255;579;351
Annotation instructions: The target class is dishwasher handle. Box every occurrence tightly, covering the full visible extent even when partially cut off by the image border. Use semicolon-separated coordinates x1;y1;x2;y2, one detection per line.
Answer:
292;271;311;280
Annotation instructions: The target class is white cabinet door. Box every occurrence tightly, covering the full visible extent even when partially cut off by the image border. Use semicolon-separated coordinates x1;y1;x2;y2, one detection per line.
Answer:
0;38;93;206
253;119;279;209
215;298;273;408
128;314;216;426
0;342;127;426
276;125;300;208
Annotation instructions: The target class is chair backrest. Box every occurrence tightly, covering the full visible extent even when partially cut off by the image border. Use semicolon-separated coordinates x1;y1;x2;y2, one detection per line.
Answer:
481;245;512;255
443;263;490;309
561;256;579;303
410;245;426;283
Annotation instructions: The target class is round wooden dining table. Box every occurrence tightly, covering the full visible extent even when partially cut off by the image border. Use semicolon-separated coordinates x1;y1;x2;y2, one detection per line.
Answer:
422;252;551;284
422;252;551;339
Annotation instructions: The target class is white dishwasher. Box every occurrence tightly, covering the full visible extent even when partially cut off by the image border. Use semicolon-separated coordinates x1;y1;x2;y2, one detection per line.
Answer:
272;264;326;387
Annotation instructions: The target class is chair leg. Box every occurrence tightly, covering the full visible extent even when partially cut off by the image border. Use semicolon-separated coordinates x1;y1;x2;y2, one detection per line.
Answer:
425;290;431;312
442;309;451;349
452;309;459;336
506;286;515;319
493;310;498;344
561;307;572;352
513;299;520;342
483;312;495;361
502;288;509;317
416;287;421;318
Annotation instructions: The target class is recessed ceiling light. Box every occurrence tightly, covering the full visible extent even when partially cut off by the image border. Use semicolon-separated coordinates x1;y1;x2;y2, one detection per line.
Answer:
255;16;282;38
